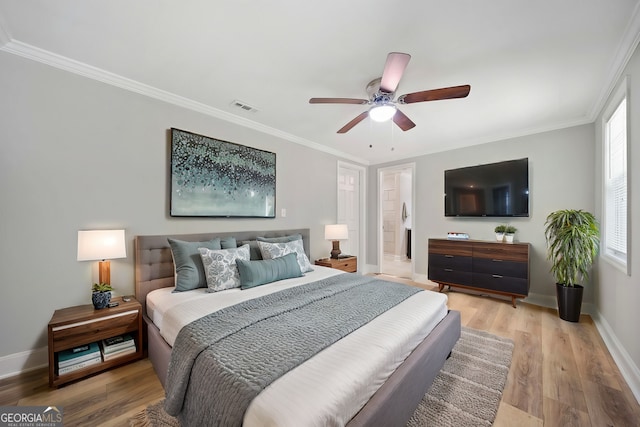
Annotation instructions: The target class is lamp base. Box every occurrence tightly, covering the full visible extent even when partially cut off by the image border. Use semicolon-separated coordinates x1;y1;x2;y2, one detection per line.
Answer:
330;241;342;259
98;260;111;285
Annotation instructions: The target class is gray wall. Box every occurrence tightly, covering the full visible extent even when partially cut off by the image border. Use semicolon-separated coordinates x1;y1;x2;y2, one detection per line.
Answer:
594;44;640;378
367;124;596;299
0;51;358;357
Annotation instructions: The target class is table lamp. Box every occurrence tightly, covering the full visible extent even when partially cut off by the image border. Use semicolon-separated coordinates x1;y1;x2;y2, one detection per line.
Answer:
77;229;127;285
325;224;349;259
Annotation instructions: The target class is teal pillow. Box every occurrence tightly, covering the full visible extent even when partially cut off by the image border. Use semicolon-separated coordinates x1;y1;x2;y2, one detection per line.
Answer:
256;234;302;244
168;238;222;292
236;253;303;289
240;240;263;260
221;236;237;249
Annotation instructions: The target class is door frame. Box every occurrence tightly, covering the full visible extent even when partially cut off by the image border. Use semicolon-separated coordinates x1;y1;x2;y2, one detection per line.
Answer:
337;161;366;267
377;162;415;277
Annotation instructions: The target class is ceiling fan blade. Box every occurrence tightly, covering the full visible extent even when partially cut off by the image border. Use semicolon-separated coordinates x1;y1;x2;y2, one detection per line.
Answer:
337;111;369;133
379;52;411;94
392;109;416;131
399;84;471;104
309;98;368;104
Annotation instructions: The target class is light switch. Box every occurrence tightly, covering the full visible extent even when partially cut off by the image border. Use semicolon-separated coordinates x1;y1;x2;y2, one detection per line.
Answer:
281;208;287;217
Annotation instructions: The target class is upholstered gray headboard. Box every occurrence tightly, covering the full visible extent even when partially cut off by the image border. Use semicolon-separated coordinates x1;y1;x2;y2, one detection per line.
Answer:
134;229;310;314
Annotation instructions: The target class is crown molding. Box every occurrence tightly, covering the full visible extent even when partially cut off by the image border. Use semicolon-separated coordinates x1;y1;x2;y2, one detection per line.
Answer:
589;2;640;120
1;39;369;165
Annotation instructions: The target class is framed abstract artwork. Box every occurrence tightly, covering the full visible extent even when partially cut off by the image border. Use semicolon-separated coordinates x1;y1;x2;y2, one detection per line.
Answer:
170;128;276;217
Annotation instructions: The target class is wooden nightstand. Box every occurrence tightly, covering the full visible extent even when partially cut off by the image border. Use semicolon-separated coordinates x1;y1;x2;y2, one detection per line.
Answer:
315;256;357;273
47;296;143;387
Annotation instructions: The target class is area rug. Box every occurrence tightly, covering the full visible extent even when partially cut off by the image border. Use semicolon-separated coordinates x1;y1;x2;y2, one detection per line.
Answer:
130;327;513;427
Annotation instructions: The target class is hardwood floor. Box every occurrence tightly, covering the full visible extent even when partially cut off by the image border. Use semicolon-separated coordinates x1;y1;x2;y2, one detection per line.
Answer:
1;278;639;426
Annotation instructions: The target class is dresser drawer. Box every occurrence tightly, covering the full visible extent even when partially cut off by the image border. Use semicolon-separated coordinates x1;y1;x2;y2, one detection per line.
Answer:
472;273;529;295
429;253;472;270
473;258;528;278
428;268;472;286
472;242;529;262
428;239;473;257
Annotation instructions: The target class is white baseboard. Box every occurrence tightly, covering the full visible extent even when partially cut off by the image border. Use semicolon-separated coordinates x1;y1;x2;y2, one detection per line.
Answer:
590;310;640;404
0;347;48;380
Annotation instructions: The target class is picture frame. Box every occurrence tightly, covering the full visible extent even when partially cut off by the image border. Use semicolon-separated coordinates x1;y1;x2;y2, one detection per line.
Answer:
170;128;276;218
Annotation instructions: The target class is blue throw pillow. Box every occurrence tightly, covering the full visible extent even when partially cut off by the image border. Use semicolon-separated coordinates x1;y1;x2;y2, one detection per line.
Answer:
168;237;222;292
240;240;263;260
236;253;303;289
221;236;237;249
256;234;302;244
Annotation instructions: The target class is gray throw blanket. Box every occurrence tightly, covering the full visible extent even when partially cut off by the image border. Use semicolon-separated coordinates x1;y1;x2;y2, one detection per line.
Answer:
164;274;421;426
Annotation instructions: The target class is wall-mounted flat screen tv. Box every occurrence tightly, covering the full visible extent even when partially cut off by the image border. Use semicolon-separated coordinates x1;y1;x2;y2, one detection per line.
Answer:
444;158;529;217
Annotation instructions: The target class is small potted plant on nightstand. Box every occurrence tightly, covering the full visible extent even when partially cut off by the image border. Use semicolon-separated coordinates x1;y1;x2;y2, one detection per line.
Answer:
494;225;507;242
92;283;113;309
504;225;517;243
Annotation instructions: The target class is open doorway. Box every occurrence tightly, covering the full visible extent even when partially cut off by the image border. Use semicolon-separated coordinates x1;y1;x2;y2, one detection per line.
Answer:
378;163;414;279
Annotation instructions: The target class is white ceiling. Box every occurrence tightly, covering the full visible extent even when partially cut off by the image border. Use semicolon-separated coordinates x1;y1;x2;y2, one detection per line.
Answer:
1;0;639;164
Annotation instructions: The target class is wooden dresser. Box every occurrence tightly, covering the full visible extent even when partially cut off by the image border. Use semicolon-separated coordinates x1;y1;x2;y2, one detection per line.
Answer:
428;238;530;307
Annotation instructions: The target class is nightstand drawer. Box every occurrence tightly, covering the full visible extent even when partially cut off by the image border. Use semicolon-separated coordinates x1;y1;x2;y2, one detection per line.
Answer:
315;256;357;272
52;310;139;352
334;258;356;272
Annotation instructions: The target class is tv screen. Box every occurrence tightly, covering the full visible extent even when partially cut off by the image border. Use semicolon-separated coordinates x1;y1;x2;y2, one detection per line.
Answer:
444;158;529;217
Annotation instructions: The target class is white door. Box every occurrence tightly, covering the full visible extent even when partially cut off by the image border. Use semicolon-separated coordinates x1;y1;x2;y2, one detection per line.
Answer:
337;163;362;261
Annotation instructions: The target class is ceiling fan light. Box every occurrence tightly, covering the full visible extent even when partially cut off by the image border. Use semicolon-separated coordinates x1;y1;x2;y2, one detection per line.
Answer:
369;105;396;122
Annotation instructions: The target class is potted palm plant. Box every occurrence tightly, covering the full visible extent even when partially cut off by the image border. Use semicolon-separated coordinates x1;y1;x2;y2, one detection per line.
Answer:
544;209;600;322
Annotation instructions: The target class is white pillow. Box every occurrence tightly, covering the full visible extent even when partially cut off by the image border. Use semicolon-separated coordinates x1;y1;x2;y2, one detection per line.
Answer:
257;239;313;273
198;244;250;292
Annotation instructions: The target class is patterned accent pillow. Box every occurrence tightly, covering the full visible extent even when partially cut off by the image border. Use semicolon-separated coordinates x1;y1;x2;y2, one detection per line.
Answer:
198;244;250;292
257;239;314;273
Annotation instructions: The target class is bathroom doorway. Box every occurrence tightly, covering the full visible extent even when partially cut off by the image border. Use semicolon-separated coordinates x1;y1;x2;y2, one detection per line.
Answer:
378;163;414;279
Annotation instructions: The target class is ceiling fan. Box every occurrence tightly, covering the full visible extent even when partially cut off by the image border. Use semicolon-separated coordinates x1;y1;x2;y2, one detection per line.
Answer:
309;52;471;133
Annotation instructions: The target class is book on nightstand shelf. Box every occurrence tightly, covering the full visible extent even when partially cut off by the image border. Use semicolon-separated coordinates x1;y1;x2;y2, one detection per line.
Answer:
102;345;137;361
58;356;102;374
101;334;136;361
101;334;135;354
57;342;101;373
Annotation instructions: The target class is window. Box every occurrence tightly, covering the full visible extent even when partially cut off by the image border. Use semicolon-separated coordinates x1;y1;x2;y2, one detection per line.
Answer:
603;79;629;273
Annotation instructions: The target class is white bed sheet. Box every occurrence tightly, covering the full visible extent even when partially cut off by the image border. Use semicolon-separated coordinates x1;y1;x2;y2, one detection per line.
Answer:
147;267;448;427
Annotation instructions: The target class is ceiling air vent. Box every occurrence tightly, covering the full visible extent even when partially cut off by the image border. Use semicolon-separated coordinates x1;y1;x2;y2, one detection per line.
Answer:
231;100;258;113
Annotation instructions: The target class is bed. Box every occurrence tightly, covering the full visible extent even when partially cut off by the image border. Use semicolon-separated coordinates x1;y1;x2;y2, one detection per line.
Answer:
135;228;461;426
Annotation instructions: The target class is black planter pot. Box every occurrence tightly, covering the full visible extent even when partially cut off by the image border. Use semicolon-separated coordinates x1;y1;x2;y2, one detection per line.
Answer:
556;283;584;322
92;291;111;310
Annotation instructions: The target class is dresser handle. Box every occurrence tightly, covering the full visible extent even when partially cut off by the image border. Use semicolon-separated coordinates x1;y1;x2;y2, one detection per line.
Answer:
492;259;503;262
492;274;503;278
445;255;454;258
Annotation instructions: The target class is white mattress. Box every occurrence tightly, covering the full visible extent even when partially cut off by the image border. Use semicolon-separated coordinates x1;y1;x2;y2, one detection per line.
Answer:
147;267;448;426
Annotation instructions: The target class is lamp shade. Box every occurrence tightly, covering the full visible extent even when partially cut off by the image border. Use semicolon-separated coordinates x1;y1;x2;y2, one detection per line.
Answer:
77;230;127;261
325;224;349;241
